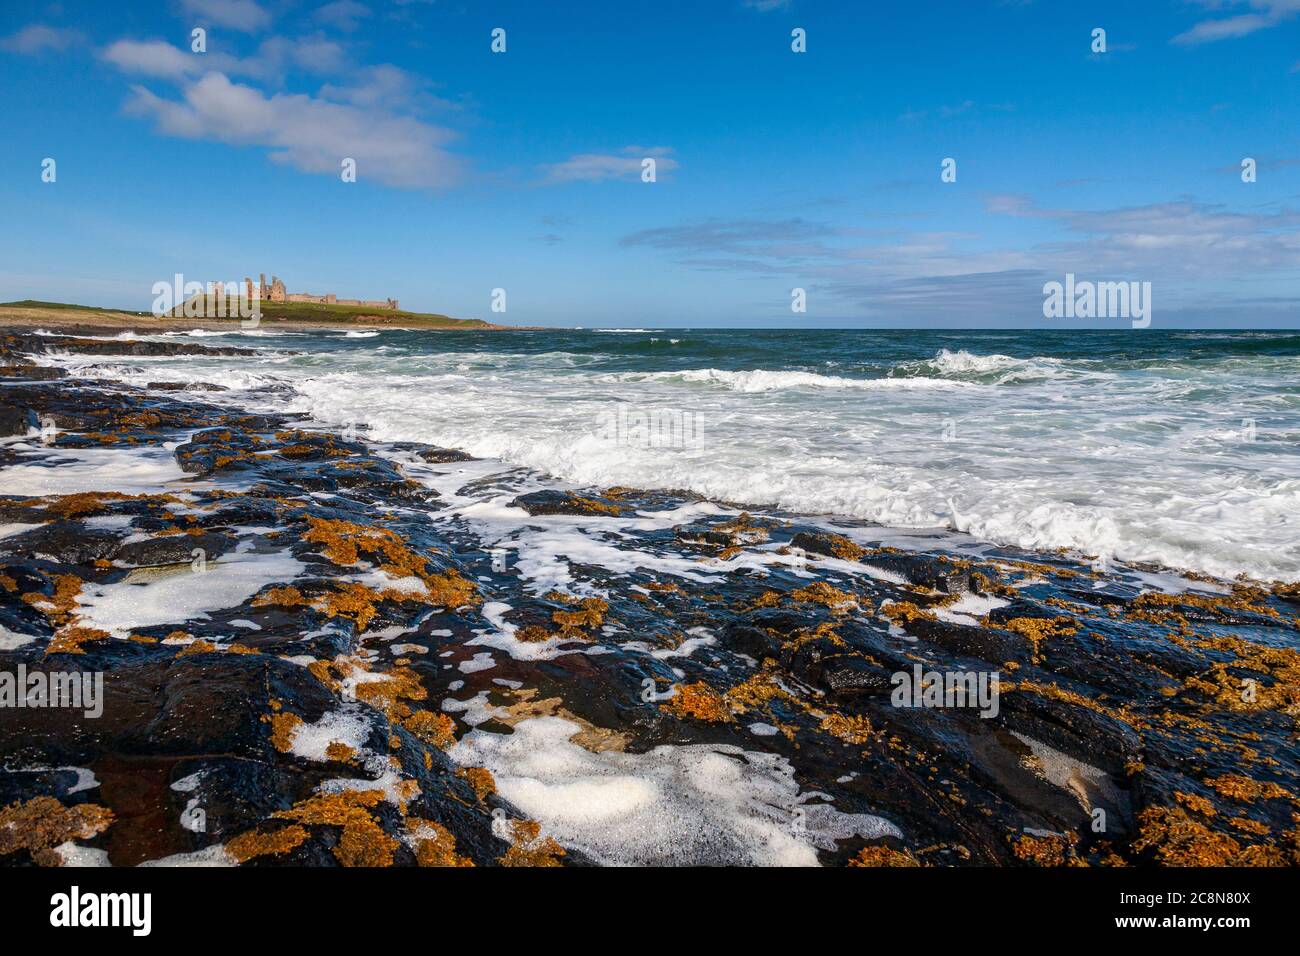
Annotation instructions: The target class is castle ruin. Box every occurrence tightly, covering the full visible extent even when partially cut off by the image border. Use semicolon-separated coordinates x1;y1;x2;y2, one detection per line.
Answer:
244;273;398;311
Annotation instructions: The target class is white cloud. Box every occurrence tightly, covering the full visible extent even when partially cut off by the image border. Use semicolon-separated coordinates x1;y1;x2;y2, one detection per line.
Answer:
101;36;346;82
541;146;678;184
979;193;1300;277
622;195;1300;319
124;72;464;188
0;24;84;55
180;0;272;33
319;63;455;111
258;34;348;75
316;1;371;32
1172;0;1300;44
102;39;202;79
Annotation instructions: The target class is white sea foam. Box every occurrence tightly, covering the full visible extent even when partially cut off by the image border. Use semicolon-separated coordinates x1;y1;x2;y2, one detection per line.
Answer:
138;845;235;867
0;443;192;496
0;522;44;540
54;843;111;866
285;707;379;764
33;339;1300;582
450;714;901;866
74;550;305;638
0;625;38;650
603;367;972;392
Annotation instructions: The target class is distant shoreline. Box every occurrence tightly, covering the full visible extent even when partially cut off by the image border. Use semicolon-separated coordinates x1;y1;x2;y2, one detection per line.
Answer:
0;301;528;333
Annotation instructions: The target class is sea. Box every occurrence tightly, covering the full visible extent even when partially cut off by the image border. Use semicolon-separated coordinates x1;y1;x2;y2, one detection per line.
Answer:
35;327;1300;583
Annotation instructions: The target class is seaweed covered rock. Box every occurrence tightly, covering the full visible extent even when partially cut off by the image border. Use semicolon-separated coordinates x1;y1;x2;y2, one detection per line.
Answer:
2;334;1298;868
510;489;623;517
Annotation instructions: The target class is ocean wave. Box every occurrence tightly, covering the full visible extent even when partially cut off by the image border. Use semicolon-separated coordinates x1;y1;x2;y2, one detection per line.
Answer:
288;374;1299;582
891;348;1075;384
35;328;141;341
602;367;974;392
33;330;1299;583
277;363;1299;582
159;328;305;338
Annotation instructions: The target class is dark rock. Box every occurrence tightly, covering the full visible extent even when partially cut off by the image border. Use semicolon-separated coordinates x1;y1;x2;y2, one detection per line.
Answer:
0;365;66;381
146;381;227;392
784;636;848;685
790;531;867;561
995;685;1143;776
511;489;622;517
8;332;255;358
907;616;1033;667
111;531;234;568
0;404;38;437
818;655;895;696
674;514;771;549
863;552;971;594
985;600;1062;626
0;521;123;564
721;621;782;661
417;447;475;463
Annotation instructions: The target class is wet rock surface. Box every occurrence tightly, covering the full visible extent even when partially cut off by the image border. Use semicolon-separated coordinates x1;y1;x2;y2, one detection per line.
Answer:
1;331;254;359
1;331;1299;867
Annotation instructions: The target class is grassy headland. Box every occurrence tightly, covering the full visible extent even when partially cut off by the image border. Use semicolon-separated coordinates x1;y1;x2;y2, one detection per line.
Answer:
0;298;506;332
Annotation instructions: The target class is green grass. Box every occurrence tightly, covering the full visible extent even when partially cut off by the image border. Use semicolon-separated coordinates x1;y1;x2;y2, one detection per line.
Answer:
1;298;493;329
233;299;491;328
0;299;152;316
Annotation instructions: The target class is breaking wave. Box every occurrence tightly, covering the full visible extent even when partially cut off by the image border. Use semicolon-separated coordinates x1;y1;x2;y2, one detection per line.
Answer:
33;330;1300;582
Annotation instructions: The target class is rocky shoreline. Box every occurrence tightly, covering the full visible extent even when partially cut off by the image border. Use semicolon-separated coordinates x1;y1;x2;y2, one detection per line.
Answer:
2;329;1298;867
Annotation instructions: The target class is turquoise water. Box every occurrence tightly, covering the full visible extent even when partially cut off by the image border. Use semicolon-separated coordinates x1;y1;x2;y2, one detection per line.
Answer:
42;327;1300;581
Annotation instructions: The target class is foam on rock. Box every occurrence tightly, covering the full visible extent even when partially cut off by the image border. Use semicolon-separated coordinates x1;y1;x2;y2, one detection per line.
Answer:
451;714;900;866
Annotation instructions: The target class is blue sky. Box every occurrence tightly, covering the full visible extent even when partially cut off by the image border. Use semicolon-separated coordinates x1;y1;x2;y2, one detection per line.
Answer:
1;0;1298;327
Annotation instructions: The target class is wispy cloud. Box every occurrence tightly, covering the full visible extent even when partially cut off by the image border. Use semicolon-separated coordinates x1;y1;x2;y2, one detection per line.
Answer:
1213;156;1300;174
180;0;272;33
315;1;371;33
124;72;463;189
899;100;1015;123
620;195;1300;320
622;218;847;259
319;64;457;111
103;39;213;79
101;35;347;83
984;192;1300;275
541;146;678;184
1172;0;1300;45
0;24;85;55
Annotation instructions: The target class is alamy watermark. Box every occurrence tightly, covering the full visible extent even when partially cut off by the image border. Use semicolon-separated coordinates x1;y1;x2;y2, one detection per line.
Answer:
594;404;705;449
891;664;999;718
1042;273;1151;328
1;665;103;719
151;273;262;327
50;886;150;936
